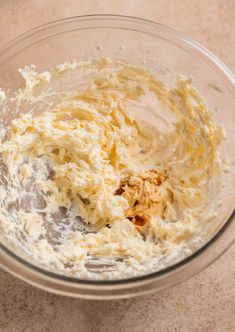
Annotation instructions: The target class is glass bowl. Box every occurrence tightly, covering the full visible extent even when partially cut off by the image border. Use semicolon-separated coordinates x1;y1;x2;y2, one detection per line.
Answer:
0;15;234;299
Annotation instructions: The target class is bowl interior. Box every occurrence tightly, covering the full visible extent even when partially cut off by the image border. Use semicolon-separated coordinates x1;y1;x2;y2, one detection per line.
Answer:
0;16;234;282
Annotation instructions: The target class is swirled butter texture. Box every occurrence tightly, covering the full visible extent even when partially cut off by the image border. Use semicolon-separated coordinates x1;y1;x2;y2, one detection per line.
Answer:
0;58;224;279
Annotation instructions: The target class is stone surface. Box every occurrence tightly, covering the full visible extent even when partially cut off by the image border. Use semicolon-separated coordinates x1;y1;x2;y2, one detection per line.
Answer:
0;1;234;331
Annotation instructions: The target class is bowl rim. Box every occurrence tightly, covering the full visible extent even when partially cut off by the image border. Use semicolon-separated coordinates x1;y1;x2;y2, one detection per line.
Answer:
0;14;235;85
0;14;234;296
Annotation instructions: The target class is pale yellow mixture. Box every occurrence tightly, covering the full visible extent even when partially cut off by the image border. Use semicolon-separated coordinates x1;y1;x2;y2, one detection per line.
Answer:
0;58;224;279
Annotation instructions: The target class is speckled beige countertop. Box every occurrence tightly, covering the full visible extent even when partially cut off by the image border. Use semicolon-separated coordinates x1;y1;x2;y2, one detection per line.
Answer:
0;1;234;331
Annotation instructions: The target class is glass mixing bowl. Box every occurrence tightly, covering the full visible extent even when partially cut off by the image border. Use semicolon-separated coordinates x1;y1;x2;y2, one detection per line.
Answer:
0;15;234;299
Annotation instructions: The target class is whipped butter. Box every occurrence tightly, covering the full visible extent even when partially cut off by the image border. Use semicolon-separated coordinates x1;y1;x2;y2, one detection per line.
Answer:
0;58;224;279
